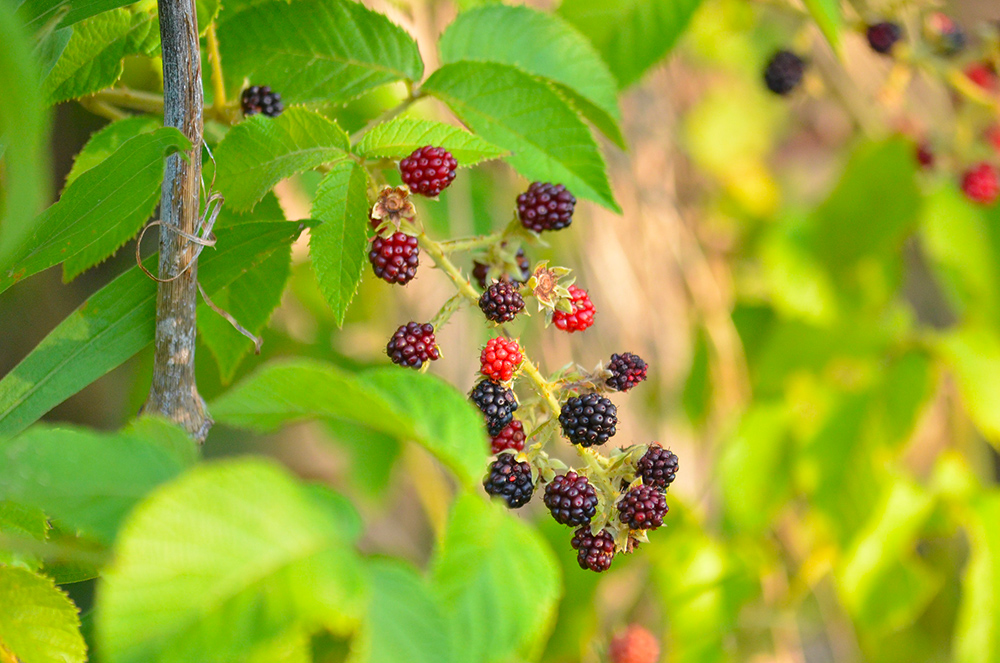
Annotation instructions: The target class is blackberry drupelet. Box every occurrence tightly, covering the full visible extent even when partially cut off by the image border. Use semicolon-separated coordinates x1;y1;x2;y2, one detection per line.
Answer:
559;393;617;447
544;472;598;526
962;163;1000;205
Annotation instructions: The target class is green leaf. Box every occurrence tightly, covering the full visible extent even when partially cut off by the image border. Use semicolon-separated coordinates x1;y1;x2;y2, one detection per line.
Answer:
557;0;703;89
0;221;304;438
217;0;423;105
96;458;366;663
18;0;135;28
322;421;401;499
196;0;220;37
801;0;842;55
309;161;370;327
439;4;624;147
64;115;162;187
215;108;349;211
0;128;189;294
937;326;1000;451
430;494;561;663
210;360;488;488
955;493;1000;663
355;117;507;165
0;501;49;571
42;8;132;104
0;567;86;663
423;61;619;211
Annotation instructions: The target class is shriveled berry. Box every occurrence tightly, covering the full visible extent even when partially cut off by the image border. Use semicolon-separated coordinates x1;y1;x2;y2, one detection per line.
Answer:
763;50;805;95
553;285;595;333
559;393;617;447
517;182;576;232
609;625;661;663
241;85;283;117
480;337;523;383
606;352;649;392
571;526;615;572
470;379;519;436
369;232;419;284
617;484;668;530
544;472;598;526
866;22;903;54
386;322;439;369
961;162;1000;205
479;280;525;323
399;146;457;197
636;443;679;491
490;420;526;454
483;453;534;508
473;248;530;289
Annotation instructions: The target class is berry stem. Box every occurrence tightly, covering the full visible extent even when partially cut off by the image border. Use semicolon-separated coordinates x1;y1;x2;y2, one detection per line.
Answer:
429;292;466;329
77;97;129;122
89;86;166;114
205;23;228;113
438;230;505;254
519;354;562;416
418;233;481;302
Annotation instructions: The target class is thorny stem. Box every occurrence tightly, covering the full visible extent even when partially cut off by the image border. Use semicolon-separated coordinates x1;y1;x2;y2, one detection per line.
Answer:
438;231;504;254
417;233;481;302
518;354;562;416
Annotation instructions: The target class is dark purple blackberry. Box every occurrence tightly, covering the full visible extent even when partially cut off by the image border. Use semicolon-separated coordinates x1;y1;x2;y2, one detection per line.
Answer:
559;394;617;447
369;232;419;285
763;51;806;95
386;322;439;369
606;352;648;392
617;485;668;530
399;146;458;197
473;248;531;289
483;453;534;508
479;280;525;323
544;472;598;526
571;526;615;572
517;182;576;232
866;22;903;54
470;379;519;436
241;85;283;117
636;443;678;491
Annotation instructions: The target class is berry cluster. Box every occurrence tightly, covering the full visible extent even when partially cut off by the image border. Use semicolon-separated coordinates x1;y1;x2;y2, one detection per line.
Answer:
240;85;283;117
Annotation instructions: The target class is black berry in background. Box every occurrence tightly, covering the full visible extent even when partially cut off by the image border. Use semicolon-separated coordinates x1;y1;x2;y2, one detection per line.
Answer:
763;51;805;95
241;85;283;117
473;248;531;289
866;22;903;54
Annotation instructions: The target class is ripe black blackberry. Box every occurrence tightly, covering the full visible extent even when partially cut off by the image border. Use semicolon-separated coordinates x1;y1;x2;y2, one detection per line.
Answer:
559;394;617;447
763;51;805;95
483;453;534;508
866;21;903;54
470;379;519;436
479;280;525;323
369;232;419;284
517;182;576;232
386;322;439;369
636;443;678;491
606;352;648;392
571;526;615;572
399;146;458;197
473;248;530;289
241;85;283;117
544;472;598;526
617;485;668;530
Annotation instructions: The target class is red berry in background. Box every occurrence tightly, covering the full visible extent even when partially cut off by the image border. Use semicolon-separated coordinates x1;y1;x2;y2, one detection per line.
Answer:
480;337;523;383
517;182;576;232
866;22;903;54
399;146;458;196
369;232;419;284
609;625;661;663
571;526;615;572
961;163;1000;205
965;63;998;92
915;142;934;169
490;419;526;454
987;126;1000;154
386;322;439;369
606;352;649;392
617;484;668;530
553;285;596;333
479;280;525;323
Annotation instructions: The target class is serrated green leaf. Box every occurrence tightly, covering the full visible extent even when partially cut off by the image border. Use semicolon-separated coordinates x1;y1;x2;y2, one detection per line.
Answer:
0;221;304;438
35;25;73;80
423;61;619;211
96;458;367;663
430;494;562;663
355;117;507;165
955;493;1000;663
215;108;349;211
0;567;86;663
210;360;488;488
217;0;423;105
42;8;132;104
439;4;624;147
557;0;703;89
18;0;134;28
801;0;842;55
0;128;189;294
309;161;369;327
64;115;162;187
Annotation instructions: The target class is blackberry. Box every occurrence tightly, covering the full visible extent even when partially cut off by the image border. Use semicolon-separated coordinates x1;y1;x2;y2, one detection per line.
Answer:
763;50;806;95
606;352;649;392
517;182;576;232
962;163;1000;205
241;85;283;117
543;472;598;526
480;337;523;383
571;526;615;572
552;285;595;333
490;420;526;454
369;232;419;284
617;484;668;530
386;322;439;369
479;280;525;323
470;379;519;436
399;146;457;197
916;143;934;169
866;22;903;54
473;248;530;289
636;443;678;491
483;453;534;508
559;393;617;447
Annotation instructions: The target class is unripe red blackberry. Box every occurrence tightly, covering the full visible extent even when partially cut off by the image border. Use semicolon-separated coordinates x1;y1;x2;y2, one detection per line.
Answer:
544;472;598;526
490;419;526;454
473;248;530;289
866;22;903;54
763;50;805;95
470;379;519;436
479;280;525;323
386;322;439;369
480;337;523;383
617;484;668;530
553;285;595;333
369;232;419;284
636;443;678;491
399;146;457;197
571;526;615;572
609;625;661;663
241;85;283;117
517;182;576;232
962;163;1000;205
606;352;648;392
559;393;617;447
483;453;534;508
